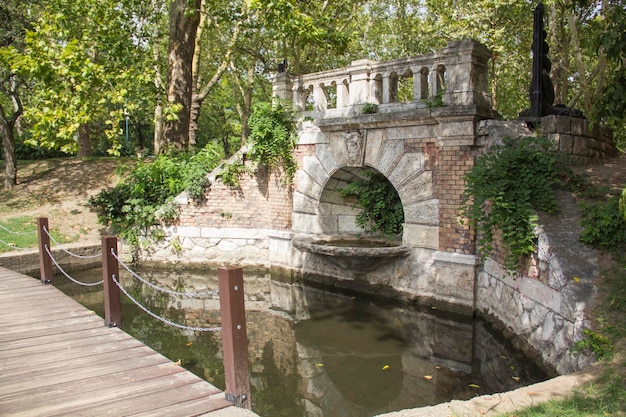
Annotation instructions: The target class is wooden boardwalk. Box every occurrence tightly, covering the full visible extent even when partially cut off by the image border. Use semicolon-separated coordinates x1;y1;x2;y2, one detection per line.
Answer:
0;266;253;417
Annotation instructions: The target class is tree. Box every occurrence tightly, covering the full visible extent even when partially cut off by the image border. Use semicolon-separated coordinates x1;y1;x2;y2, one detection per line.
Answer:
0;0;37;190
6;0;159;156
160;0;201;152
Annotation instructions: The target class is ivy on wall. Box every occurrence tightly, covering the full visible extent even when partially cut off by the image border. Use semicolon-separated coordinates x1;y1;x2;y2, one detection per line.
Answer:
340;172;404;236
459;136;572;272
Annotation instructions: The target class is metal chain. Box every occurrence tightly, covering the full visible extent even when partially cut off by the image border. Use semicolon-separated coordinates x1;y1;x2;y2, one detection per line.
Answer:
0;223;36;235
112;274;221;332
0;237;31;250
111;248;219;298
43;226;102;259
44;244;104;287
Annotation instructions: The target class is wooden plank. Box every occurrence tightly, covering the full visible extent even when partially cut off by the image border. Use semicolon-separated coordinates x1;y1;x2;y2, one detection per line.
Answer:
0;353;173;398
8;373;217;416
1;345;157;382
0;326;120;351
127;392;232;417
0;266;245;417
67;381;229;417
0;327;131;359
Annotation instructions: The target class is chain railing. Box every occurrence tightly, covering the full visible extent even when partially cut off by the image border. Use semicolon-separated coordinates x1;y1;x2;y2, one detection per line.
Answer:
0;223;37;250
42;225;102;259
30;217;251;409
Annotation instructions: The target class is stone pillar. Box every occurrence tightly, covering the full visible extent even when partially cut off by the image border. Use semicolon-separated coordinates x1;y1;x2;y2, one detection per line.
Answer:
271;72;293;103
348;59;377;105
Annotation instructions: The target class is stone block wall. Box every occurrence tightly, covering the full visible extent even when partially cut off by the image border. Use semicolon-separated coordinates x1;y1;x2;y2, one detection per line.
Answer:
540;115;617;164
0;243;102;277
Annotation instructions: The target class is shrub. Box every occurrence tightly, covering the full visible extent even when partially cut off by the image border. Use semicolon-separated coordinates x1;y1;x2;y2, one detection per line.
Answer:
88;146;220;246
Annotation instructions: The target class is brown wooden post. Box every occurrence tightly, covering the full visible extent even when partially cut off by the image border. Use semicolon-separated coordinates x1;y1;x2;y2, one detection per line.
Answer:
102;236;121;328
37;217;53;284
218;266;251;409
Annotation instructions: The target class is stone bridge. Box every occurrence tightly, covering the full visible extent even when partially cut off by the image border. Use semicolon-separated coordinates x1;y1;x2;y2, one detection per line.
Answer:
272;39;494;309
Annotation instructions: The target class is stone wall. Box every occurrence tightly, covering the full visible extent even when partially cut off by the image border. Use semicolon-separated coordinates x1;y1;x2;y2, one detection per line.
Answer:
147;159;293;266
540;115;618;164
0;243;101;277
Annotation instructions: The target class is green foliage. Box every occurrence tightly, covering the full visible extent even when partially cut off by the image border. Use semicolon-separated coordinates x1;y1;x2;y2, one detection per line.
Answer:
247;102;297;184
361;102;378;114
460;136;571;272
573;329;615;361
340;172;404;236
424;90;444;108
579;192;626;255
88;147;219;246
219;162;249;188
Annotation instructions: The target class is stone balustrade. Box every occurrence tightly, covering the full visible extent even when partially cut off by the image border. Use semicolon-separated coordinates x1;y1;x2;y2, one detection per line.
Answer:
272;39;492;116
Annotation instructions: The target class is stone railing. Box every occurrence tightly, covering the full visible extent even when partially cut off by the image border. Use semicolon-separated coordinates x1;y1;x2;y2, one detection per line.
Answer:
272;39;492;117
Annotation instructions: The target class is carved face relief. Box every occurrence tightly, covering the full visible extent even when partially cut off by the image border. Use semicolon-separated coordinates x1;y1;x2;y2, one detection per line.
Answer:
344;130;365;167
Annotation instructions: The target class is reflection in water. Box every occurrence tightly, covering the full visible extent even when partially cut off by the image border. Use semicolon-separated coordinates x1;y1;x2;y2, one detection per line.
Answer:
55;267;548;417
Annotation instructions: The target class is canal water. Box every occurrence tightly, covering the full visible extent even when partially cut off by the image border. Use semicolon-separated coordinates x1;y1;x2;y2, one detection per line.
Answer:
54;266;548;417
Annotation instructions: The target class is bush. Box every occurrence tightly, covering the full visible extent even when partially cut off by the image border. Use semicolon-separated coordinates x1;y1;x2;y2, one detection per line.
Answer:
88;146;220;246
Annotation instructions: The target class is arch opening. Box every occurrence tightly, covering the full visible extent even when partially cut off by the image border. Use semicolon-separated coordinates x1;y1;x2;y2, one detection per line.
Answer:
318;166;404;238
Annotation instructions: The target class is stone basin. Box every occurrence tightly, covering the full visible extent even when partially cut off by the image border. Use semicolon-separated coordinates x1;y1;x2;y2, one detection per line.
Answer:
293;236;411;271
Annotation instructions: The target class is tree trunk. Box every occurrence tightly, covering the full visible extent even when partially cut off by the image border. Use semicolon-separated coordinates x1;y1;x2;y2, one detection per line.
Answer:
188;11;243;148
77;124;93;157
161;0;201;152
0;105;17;190
154;102;164;155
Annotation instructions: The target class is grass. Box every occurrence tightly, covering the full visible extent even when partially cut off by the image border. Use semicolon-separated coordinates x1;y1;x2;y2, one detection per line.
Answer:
0;215;71;254
498;367;626;416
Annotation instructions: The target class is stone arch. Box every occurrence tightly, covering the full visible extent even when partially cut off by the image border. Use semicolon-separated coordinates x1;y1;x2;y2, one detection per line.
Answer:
292;128;439;249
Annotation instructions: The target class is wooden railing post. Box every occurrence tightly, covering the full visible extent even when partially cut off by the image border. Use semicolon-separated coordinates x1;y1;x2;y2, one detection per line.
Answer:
218;267;251;409
37;217;53;284
102;236;121;328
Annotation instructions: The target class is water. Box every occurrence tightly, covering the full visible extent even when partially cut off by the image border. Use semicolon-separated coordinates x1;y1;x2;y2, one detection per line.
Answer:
52;266;548;417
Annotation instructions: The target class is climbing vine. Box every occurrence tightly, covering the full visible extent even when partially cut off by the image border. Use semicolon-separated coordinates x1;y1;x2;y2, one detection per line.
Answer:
247;101;298;184
459;136;572;272
340;172;404;236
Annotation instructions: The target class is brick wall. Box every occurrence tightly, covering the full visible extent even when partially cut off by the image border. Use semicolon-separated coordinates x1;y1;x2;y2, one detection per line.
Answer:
178;162;293;231
435;145;476;255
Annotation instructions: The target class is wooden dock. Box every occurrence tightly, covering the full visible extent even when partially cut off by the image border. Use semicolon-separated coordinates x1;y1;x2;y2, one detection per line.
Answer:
0;266;255;417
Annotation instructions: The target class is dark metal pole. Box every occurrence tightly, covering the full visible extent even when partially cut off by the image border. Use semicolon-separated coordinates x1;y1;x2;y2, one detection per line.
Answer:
102;236;121;328
218;266;251;409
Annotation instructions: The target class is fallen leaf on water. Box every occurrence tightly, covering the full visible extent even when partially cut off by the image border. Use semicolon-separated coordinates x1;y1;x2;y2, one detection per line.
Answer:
512;376;520;381
424;375;433;381
382;365;390;371
435;365;441;369
468;383;480;389
185;341;192;347
315;363;324;367
573;276;580;283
